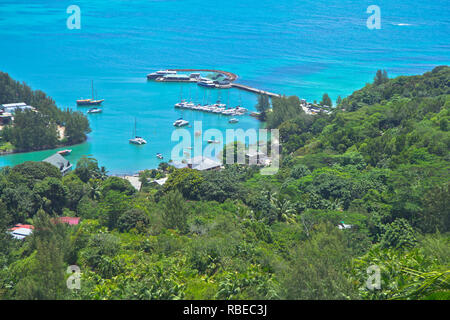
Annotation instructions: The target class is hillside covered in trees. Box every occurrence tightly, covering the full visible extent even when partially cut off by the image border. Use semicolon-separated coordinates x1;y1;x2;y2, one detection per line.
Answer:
0;67;448;300
0;72;91;152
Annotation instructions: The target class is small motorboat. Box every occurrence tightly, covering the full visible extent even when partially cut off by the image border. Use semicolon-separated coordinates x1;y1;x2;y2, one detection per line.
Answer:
173;118;190;127
87;107;102;114
58;149;72;156
156;153;163;159
229;118;239;124
207;139;220;144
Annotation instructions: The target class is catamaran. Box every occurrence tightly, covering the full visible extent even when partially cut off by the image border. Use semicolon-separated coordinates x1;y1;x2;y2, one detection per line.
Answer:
129;118;147;145
77;81;104;106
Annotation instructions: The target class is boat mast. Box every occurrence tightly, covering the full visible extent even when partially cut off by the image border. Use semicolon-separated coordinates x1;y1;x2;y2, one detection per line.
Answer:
91;80;94;100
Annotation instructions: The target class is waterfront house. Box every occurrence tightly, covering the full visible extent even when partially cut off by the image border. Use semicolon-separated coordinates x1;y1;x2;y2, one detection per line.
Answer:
43;153;73;176
0;102;35;114
187;156;222;171
169;157;222;171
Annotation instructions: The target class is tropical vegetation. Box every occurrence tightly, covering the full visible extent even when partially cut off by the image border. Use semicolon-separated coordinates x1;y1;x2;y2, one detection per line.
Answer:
0;67;448;300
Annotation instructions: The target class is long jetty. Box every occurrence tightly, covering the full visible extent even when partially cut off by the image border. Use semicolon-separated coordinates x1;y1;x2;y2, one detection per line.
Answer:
231;83;280;98
152;68;280;98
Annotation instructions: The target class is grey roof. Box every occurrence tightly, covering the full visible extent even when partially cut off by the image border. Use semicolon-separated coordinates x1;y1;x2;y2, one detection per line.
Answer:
170;161;188;169
169;157;222;171
43;153;71;171
187;156;222;171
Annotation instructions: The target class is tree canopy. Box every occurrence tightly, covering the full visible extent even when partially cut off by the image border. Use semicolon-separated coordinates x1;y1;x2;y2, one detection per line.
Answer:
0;67;448;300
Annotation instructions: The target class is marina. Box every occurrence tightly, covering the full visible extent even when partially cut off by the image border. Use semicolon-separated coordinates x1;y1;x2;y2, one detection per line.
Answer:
174;100;248;116
147;69;280;98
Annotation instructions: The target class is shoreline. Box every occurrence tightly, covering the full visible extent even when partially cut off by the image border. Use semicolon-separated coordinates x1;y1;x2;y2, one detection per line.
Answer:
0;138;88;157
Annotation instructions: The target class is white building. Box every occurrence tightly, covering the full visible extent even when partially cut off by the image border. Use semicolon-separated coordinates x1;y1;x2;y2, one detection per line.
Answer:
1;102;35;114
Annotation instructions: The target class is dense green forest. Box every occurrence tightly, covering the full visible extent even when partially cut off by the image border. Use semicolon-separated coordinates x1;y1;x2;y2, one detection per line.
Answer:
0;67;448;300
0;72;91;151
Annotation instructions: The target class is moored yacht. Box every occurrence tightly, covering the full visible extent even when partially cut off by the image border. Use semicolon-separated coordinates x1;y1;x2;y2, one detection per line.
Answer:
197;79;216;88
77;99;104;106
129;136;147;145
173;118;190;127
77;81;104;106
129;118;147;145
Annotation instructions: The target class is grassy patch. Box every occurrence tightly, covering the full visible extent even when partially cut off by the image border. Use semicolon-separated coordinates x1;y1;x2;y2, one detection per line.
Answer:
0;141;14;152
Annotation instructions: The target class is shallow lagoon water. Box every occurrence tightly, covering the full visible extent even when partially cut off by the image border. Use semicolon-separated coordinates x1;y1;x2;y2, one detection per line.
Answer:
0;0;448;173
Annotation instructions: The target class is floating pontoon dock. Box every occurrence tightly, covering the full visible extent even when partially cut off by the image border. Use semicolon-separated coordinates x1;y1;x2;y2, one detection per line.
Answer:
147;68;280;98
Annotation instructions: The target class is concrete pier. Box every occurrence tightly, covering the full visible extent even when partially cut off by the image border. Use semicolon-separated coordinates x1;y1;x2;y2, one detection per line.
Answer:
231;83;280;98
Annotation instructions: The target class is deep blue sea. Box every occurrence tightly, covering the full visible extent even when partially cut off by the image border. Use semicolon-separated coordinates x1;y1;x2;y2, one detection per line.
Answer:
0;0;449;173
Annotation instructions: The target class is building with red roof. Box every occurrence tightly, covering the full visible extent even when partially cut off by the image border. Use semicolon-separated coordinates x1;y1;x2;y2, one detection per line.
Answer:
54;217;81;225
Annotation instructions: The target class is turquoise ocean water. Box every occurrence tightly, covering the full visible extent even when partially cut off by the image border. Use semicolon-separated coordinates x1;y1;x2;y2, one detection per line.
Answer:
0;0;448;174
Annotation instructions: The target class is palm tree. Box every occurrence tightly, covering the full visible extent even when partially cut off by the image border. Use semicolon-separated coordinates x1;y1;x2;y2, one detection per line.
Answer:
95;166;108;180
88;179;102;200
267;191;296;223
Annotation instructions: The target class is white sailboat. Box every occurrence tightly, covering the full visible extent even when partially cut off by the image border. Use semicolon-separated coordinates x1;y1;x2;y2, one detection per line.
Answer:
129;118;147;145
